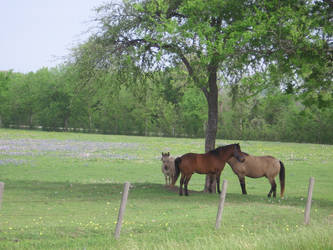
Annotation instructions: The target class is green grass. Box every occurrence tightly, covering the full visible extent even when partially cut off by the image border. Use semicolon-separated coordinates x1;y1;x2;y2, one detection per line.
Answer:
0;128;332;249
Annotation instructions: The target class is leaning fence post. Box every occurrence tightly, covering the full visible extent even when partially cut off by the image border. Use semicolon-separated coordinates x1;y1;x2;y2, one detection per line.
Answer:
215;180;228;229
0;182;4;210
114;182;130;239
304;177;315;225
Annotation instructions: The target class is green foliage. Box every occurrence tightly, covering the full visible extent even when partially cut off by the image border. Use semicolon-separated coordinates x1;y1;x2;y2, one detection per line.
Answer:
219;85;333;144
0;71;12;127
249;0;332;107
179;87;207;136
5;71;38;126
64;0;332;156
1;64;333;143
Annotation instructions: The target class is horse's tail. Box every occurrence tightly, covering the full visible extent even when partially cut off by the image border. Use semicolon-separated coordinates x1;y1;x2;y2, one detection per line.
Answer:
172;157;181;185
279;161;285;198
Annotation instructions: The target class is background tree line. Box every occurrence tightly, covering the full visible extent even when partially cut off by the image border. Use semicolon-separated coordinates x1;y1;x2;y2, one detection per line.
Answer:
0;63;332;144
0;0;331;148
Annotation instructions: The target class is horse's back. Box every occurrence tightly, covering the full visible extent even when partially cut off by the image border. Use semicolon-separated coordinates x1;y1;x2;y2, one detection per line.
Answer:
168;157;176;173
228;155;280;178
247;155;280;178
179;152;221;175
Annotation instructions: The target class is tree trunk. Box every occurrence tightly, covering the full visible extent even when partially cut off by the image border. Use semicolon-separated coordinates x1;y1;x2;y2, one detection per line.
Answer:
64;117;69;131
89;113;92;130
203;69;219;193
29;112;33;128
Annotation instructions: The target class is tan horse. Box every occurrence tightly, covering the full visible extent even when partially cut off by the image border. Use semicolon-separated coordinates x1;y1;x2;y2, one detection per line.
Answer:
227;152;285;198
160;152;176;186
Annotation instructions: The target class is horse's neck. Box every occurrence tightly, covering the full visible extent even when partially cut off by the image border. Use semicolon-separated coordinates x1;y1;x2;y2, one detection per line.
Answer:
217;146;234;162
226;156;235;164
225;147;235;160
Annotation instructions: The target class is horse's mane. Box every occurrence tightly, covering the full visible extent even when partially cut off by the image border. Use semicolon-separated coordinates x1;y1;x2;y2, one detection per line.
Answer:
209;144;234;156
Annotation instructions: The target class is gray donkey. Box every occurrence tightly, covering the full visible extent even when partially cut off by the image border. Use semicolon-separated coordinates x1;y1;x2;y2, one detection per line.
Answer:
160;152;176;186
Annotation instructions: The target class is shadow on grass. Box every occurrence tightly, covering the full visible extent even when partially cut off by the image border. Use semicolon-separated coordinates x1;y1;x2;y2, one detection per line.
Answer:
3;179;333;209
164;184;333;209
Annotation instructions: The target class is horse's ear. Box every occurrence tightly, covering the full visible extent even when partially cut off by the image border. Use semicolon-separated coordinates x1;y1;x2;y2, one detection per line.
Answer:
167;152;170;156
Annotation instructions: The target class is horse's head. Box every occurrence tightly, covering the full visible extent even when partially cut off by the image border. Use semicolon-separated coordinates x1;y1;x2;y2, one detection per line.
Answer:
161;152;171;165
233;144;245;163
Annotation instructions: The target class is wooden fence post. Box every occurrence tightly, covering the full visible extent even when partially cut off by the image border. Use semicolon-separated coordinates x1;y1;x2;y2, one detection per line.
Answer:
215;180;228;229
0;182;4;210
114;182;130;239
304;177;315;225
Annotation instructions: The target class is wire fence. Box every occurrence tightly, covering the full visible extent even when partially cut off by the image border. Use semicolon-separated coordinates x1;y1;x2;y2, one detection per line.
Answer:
0;182;226;226
0;179;316;240
7;124;203;138
0;187;227;242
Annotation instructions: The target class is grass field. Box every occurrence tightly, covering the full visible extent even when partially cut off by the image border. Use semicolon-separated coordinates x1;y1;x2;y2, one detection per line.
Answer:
0;128;332;249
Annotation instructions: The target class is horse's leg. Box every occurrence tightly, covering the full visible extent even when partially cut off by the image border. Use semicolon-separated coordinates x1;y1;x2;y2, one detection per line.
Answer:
208;174;214;193
179;174;185;196
170;173;175;187
238;176;247;195
184;174;192;196
272;179;277;198
267;178;277;198
216;171;222;194
216;175;220;194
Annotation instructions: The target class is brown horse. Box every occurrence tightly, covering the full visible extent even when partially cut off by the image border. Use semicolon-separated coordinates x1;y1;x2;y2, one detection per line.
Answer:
174;144;245;196
227;152;285;198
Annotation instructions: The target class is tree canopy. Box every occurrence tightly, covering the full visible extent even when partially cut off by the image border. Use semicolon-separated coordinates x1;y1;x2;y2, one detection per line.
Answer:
73;0;331;146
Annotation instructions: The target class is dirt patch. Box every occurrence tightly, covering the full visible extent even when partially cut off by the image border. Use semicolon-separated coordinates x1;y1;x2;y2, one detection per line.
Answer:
0;138;139;160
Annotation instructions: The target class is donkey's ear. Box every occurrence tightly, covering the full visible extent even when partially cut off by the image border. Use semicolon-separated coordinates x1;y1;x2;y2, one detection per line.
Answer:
167;152;170;156
162;152;165;156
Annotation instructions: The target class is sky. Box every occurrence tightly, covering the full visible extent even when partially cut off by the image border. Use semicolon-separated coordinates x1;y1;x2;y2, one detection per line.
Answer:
0;0;106;73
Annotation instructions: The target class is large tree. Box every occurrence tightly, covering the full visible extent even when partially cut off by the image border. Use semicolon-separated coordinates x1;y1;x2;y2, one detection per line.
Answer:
73;0;332;192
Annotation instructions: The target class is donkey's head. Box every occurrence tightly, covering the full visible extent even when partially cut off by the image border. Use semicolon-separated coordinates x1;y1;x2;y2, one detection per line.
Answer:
161;152;171;165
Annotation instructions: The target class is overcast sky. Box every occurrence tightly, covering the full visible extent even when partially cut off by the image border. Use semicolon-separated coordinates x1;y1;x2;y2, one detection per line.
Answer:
0;0;106;73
